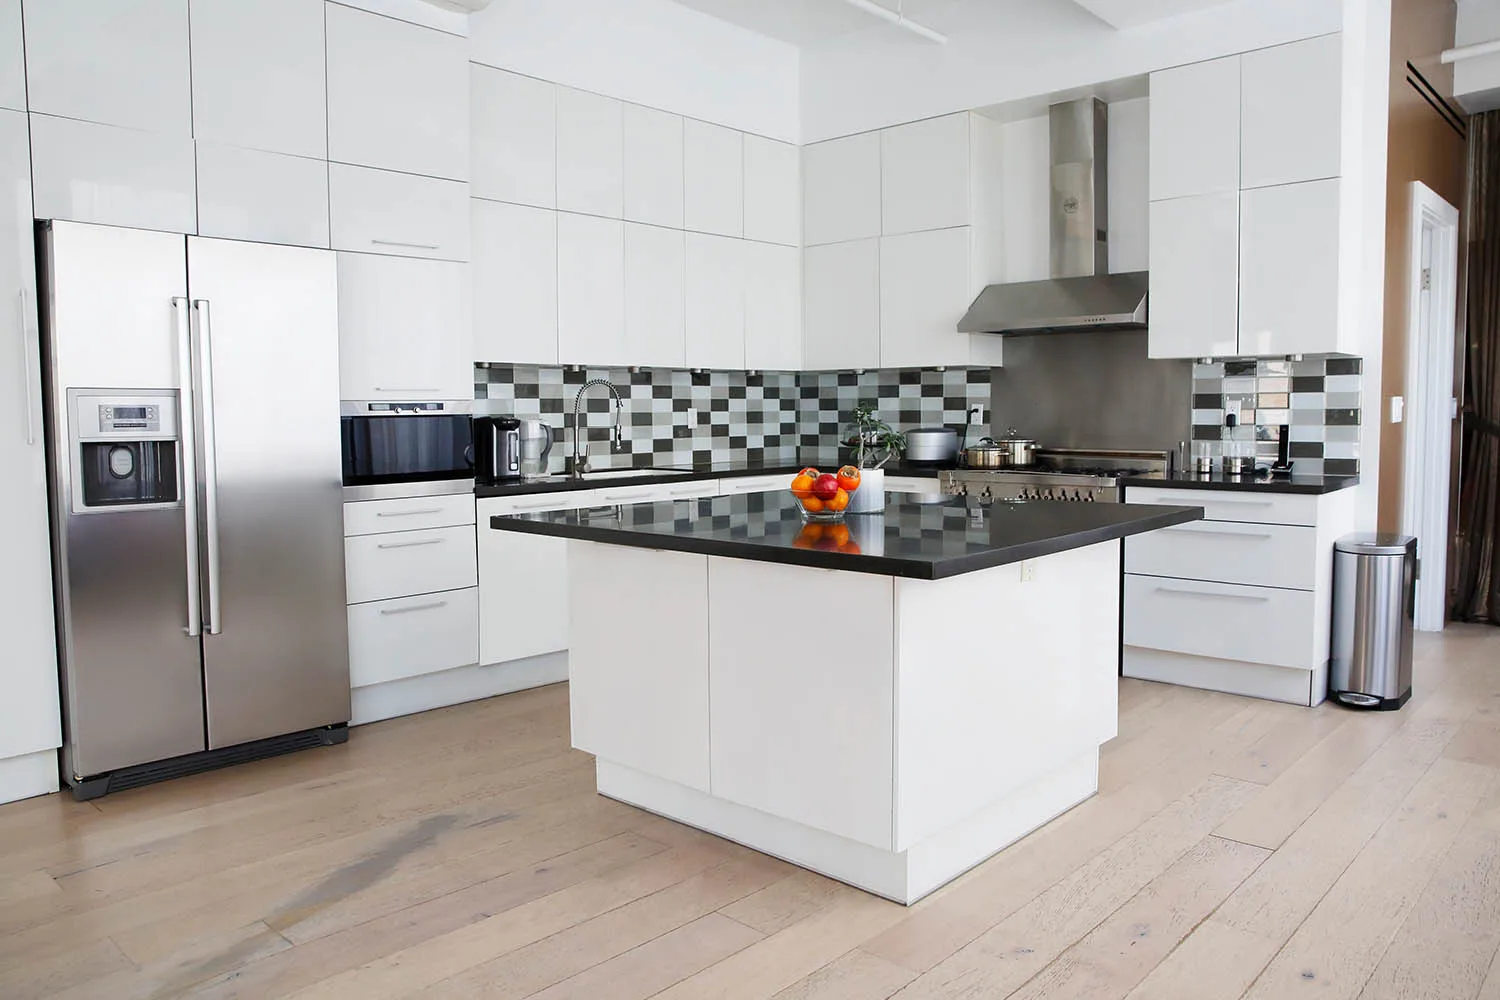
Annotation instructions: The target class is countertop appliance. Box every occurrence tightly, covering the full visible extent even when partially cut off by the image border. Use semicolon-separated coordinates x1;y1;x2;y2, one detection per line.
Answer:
905;427;959;463
39;221;351;799
941;448;1169;503
475;416;522;482
342;399;473;501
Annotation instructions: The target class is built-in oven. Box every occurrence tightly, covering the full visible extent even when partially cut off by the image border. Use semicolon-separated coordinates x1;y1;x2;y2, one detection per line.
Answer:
340;401;474;500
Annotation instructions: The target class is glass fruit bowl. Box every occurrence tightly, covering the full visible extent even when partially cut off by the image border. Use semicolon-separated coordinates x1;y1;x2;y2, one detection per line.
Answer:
788;466;861;524
794;495;851;523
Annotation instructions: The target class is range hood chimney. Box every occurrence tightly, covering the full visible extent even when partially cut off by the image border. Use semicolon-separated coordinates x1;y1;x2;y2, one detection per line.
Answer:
958;98;1148;336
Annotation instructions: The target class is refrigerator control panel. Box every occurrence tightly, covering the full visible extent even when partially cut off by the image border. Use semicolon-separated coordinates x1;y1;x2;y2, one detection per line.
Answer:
73;391;179;441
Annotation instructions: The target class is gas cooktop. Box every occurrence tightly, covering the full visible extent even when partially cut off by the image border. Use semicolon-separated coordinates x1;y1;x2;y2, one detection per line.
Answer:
940;449;1170;503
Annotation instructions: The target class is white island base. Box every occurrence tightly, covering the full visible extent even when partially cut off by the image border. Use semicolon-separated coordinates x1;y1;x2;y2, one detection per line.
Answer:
567;538;1123;905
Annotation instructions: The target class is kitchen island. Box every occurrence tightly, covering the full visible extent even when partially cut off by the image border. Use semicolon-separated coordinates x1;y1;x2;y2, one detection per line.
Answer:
491;492;1201;903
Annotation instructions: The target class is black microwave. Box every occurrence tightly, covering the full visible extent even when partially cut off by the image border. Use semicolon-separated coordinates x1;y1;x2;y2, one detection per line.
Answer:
340;401;474;488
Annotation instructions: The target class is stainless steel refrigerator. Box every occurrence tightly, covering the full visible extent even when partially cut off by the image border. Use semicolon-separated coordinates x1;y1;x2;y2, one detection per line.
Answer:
37;221;350;799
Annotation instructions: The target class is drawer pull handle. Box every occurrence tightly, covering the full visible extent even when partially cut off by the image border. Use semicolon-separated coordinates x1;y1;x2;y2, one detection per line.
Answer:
1154;586;1270;603
380;600;449;616
376;538;445;550
370;239;440;250
668;487;704;497
603;492;638;502
373;386;441;393
511;500;566;512
1161;527;1273;540
377;507;444;518
1202;499;1275;507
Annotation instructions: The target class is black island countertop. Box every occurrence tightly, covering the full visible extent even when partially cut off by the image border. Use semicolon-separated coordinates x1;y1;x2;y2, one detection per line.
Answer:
489;492;1203;580
473;460;951;499
1119;471;1359;495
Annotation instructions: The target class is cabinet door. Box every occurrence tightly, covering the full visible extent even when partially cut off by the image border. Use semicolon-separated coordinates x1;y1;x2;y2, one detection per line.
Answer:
1239;179;1340;356
22;0;191;134
0;0;23;112
0;109;61;766
1148;193;1239;359
879;228;973;369
684;120;743;238
329;163;469;261
685;233;744;370
472;199;558;365
557;213;625;365
337;254;472;400
744;241;800;371
29;114;197;234
623;104;684;229
470;65;555;209
190;0;326;159
556;88;623;218
743;135;799;247
1240;34;1342;189
803;239;879;370
803;132;881;245
478;496;585;665
326;4;468;181
196;143;329;248
882;113;970;236
1148;56;1240;200
625;223;686;369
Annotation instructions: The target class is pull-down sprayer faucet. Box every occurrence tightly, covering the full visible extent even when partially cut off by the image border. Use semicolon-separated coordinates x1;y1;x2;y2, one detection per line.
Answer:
570;379;624;477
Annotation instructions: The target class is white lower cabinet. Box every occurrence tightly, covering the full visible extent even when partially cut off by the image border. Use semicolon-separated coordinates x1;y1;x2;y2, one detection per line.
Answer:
329;162;469;261
196;143;329;248
348;588;479;687
344;525;478;605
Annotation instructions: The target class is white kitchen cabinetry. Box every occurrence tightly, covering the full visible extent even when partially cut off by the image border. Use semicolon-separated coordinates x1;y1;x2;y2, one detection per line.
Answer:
684;120;743;238
744;241;801;371
470;66;556;209
337;253;472;401
345;524;477;605
881;114;970;236
29;115;197;234
0;108;62;803
1148;192;1239;359
325;3;468;181
344;492;476;536
348;589;479;688
879;228;974;369
685;232;745;370
22;0;191;134
329;163;469;261
718;473;791;495
1240;34;1342;190
1238;179;1341;356
471;198;558;365
196;143;329;248
625;223;687;369
623;105;684;229
803;132;881;246
803;239;880;370
0;0;26;112
1148;56;1240;200
557;213;626;365
189;0;326;159
556;88;623;219
743;135;799;247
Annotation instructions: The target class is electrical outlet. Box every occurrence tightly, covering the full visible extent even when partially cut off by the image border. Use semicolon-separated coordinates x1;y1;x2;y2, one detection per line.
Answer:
968;404;985;425
1020;560;1035;583
1226;400;1242;422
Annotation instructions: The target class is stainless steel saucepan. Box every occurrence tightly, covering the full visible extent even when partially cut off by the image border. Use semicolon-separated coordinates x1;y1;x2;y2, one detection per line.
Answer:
996;429;1039;468
959;437;1007;469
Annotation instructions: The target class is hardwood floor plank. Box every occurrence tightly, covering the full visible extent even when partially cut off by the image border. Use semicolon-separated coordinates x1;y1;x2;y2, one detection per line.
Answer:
719;868;851;936
47;921;293;1000
0;932;135;1000
1209;703;1353;785
770;949;918;1000
1121;919;1280;1000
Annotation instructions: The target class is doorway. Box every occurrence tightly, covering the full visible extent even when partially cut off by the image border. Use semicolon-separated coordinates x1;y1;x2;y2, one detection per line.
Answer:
1400;181;1461;632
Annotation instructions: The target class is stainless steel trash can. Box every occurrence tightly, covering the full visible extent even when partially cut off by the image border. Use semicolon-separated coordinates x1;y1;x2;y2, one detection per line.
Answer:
1329;534;1417;710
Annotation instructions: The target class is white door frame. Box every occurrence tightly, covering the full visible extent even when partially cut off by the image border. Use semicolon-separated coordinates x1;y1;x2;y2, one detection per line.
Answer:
1399;181;1460;632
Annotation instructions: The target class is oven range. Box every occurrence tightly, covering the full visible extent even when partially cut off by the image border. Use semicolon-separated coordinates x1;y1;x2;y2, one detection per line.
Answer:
939;449;1169;503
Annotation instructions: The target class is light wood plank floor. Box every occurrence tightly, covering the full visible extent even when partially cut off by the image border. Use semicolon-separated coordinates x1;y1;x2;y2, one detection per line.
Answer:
4;625;1500;999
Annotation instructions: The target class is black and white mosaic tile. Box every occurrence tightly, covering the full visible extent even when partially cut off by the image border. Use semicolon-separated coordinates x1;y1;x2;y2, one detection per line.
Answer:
1190;356;1362;476
796;368;992;465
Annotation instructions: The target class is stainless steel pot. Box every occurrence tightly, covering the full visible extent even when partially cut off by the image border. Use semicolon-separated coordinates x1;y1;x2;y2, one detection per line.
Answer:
959;437;1008;469
905;427;958;463
996;429;1038;468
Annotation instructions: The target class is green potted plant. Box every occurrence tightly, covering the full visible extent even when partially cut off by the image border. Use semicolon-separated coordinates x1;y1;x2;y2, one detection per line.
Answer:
843;400;906;514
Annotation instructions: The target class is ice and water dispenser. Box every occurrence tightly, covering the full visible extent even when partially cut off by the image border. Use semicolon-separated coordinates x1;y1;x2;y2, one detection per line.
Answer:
69;391;181;511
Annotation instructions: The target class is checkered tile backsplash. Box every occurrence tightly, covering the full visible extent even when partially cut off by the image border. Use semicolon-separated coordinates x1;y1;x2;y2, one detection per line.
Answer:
1191;356;1362;476
474;365;993;473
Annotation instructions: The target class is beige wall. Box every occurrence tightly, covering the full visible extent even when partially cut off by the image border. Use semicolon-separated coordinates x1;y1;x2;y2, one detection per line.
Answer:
1378;0;1466;533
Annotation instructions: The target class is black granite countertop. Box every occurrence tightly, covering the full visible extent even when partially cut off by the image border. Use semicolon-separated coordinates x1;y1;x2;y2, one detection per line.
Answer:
474;460;953;499
1120;471;1360;495
488;492;1202;580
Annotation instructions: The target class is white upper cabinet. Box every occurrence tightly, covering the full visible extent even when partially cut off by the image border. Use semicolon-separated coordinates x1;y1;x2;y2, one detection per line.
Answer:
1149;56;1240;200
556;88;623;218
472;198;558;365
1148;192;1239;359
625;223;686;369
30;115;197;234
557;213;625;365
0;0;23;112
329;162;469;261
1240;34;1342;189
803;239;879;370
743;241;800;371
684;120;743;238
879;228;973;369
196;143;329;248
743;135;799;247
1239;179;1341;356
189;0;326;159
804;132;881;246
326;4;469;181
23;0;191;134
881;113;970;236
470;65;555;209
623;104;684;230
686;232;745;370
337;253;472;401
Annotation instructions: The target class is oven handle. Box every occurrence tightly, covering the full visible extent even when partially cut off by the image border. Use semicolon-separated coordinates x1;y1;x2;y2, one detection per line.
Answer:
193;299;223;636
174;297;202;638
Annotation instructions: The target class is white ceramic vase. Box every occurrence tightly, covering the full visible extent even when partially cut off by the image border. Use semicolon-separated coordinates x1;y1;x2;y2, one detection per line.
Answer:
848;467;885;514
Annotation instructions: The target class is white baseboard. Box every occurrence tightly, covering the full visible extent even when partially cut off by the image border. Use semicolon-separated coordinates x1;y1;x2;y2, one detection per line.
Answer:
351;651;568;726
1123;646;1323;706
0;749;59;804
597;750;1098;905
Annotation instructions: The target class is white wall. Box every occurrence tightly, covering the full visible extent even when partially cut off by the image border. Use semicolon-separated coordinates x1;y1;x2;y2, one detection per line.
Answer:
469;0;800;142
799;0;1341;141
1454;0;1500;111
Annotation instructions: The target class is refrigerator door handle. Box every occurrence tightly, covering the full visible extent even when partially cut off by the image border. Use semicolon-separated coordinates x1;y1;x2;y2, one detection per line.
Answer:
174;297;202;639
192;298;223;636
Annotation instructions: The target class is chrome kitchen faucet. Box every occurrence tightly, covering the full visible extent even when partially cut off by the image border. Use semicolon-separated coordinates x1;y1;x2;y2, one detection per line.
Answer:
570;379;624;477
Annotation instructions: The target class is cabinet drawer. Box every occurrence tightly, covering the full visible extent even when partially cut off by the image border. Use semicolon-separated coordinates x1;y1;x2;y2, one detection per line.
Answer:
347;587;478;687
1125;520;1316;591
1125;486;1317;526
329;162;469;261
344;493;475;537
594;479;720;505
481;491;607;518
1124;575;1317;670
345;525;477;604
719;474;786;495
884;475;940;495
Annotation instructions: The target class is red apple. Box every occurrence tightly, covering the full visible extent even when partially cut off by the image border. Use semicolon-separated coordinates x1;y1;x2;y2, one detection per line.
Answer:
812;473;840;501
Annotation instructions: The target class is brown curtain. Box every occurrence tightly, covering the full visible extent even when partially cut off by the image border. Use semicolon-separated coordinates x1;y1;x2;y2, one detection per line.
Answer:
1454;110;1500;622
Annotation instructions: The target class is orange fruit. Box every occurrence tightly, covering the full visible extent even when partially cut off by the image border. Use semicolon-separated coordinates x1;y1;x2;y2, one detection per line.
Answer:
790;473;816;498
801;495;825;512
793;525;824;548
826;524;851;547
826;488;850;512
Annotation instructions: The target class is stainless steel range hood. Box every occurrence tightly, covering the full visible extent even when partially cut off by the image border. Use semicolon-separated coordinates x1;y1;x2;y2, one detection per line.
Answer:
959;98;1148;335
